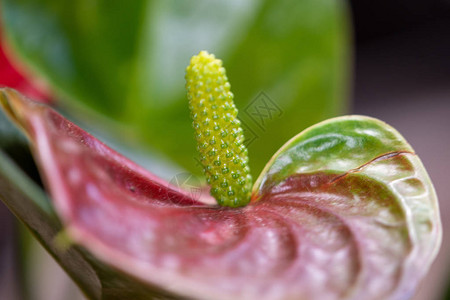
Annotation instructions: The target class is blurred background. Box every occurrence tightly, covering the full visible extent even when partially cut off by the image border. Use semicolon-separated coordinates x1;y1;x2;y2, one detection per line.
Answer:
352;1;450;299
0;0;449;299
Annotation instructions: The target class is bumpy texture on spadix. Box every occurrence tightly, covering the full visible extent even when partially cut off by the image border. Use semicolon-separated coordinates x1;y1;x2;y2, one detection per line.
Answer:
185;51;252;207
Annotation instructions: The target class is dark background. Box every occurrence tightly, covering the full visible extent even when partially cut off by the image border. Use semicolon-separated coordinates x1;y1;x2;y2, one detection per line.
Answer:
1;0;450;299
350;1;450;299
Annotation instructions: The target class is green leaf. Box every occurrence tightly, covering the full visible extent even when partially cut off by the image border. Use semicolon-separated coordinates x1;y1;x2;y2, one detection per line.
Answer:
1;0;350;177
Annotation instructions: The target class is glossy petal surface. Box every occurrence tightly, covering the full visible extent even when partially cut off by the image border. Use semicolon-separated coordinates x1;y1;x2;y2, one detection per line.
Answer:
0;89;441;300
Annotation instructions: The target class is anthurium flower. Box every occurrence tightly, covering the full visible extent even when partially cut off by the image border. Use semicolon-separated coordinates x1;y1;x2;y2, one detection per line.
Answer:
0;85;441;300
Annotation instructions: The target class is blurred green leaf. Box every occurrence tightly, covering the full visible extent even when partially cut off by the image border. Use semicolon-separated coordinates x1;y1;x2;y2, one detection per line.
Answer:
1;0;350;177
